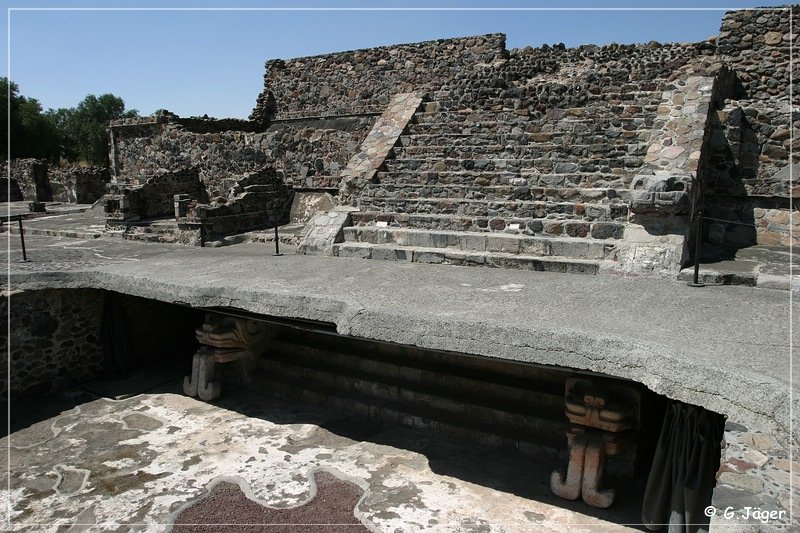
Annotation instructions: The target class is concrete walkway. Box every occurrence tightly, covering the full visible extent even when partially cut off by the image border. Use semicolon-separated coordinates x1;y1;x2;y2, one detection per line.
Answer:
6;203;798;289
3;234;797;447
678;244;800;291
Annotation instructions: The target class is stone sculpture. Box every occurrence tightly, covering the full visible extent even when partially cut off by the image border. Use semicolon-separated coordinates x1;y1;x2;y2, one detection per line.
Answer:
183;313;271;401
629;171;694;216
551;378;640;508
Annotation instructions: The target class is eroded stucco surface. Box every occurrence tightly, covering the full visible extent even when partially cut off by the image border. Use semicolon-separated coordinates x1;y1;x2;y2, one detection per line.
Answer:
3;389;642;532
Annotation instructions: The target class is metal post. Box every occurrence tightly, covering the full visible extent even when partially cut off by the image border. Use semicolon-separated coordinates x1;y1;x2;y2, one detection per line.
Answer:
17;216;28;262
273;199;282;256
687;209;704;287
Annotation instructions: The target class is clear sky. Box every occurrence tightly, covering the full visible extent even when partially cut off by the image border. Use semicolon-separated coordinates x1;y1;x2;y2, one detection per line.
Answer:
4;1;792;119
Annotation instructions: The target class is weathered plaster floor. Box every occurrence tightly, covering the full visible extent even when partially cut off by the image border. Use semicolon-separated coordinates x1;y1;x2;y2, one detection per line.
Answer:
3;383;646;532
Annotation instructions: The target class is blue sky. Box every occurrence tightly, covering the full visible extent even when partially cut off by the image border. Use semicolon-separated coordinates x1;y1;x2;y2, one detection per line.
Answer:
4;1;791;119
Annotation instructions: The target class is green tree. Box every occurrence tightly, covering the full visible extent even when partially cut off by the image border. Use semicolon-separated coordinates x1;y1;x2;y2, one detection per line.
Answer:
2;80;138;165
58;94;138;165
1;77;62;161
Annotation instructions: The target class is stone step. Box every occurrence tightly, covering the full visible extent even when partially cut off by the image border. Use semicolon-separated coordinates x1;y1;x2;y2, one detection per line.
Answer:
391;142;650;158
397;131;650;148
413;106;657;124
256;335;570;456
374;170;634;189
350;211;626;239
333;241;603;275
430;87;663;99
261;365;565;457
362;183;631;204
382;155;645;173
6;225;103;240
343;226;619;259
413;105;657;121
372;168;639;185
429;97;663;114
358;197;630;221
266;339;566;416
406;120;654;137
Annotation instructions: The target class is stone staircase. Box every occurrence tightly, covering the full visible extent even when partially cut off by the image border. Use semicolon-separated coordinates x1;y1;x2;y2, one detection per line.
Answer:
337;226;613;274
250;324;652;477
333;85;664;273
256;329;570;458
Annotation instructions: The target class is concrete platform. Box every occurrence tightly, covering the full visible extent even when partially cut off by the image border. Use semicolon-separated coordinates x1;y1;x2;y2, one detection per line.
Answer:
6;202;797;291
679;244;800;291
3;202;105;239
3;234;797;448
2;201;94;218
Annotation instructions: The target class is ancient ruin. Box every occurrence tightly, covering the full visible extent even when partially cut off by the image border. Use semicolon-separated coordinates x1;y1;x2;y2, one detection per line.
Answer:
2;5;797;532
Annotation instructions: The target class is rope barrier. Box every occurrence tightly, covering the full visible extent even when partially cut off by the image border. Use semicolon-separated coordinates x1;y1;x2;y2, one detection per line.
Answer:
701;216;758;228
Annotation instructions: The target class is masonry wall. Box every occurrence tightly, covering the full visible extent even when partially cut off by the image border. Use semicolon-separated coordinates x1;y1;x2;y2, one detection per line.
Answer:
447;41;711;115
3;158;50;202
717;8;796;100
250;34;507;123
110;116;372;198
1;159;109;204
49;166;110;204
105;166;209;222
715;7;797;193
702;7;799;247
1;289;105;398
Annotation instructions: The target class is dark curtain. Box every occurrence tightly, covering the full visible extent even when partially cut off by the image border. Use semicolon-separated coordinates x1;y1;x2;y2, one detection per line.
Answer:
101;292;133;378
642;402;725;533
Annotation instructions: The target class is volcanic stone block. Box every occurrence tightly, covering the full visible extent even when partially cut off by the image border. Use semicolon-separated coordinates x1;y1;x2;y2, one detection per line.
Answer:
414;251;445;264
486;235;520;253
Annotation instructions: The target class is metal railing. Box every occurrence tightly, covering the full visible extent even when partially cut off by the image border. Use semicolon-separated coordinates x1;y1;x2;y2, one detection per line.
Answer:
2;214;28;261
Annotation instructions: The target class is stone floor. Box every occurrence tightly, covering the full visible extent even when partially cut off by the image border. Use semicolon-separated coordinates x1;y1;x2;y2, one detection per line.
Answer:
5;203;797;290
678;244;800;291
3;379;647;532
3;202;105;240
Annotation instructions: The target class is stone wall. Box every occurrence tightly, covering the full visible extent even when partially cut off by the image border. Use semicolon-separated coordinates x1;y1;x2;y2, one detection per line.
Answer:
187;166;294;240
107;6;795;252
0;288;104;398
712;7;798;194
105;167;208;222
3;158;50;202
49;166;110;204
109;114;372;198
1;159;109;204
441;41;712;115
0;177;24;202
717;7;796;100
250;34;507;123
709;421;797;530
702;7;799;247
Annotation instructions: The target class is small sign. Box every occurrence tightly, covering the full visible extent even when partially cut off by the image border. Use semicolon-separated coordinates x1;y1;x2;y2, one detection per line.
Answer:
509;223;521;230
376;221;389;227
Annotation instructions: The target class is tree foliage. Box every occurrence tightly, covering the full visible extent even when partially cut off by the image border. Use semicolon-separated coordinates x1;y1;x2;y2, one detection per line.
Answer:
56;94;138;165
1;78;61;161
2;78;138;165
